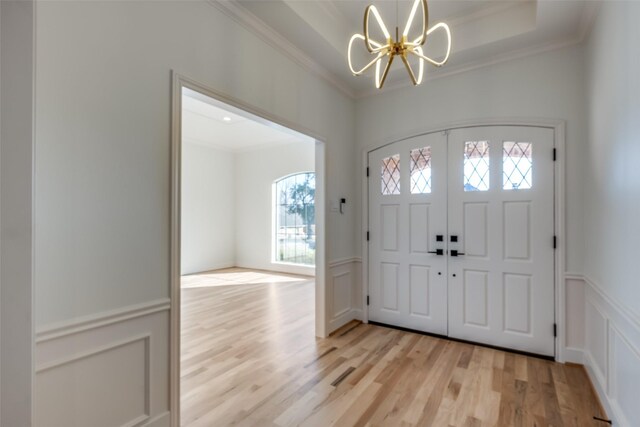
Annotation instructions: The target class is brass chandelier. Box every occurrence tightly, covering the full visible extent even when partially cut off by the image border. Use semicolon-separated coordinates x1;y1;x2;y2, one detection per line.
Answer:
347;0;451;89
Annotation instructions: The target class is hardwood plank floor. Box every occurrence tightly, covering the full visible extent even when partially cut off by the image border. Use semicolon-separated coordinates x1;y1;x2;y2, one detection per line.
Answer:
181;268;606;427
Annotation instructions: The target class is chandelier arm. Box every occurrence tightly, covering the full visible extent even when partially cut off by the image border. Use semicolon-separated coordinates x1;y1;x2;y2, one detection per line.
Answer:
427;21;450;38
414;46;424;84
347;34;389;76
407;15;444;47
375;54;394;89
400;54;418;86
348;49;388;76
409;50;449;67
368;43;391;54
408;22;451;66
359;32;387;53
365;5;391;53
403;0;429;47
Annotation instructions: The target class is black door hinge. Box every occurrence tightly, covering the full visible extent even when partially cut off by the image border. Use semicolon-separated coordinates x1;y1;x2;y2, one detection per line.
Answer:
553;236;557;249
367;231;370;241
366;167;369;177
553;148;557;161
553;323;557;337
367;295;370;306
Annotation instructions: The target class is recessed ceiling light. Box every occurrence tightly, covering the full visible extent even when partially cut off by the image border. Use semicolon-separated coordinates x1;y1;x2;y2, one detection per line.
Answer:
223;116;232;122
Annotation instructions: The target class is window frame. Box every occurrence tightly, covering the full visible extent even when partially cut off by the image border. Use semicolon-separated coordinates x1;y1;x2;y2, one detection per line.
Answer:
273;171;317;267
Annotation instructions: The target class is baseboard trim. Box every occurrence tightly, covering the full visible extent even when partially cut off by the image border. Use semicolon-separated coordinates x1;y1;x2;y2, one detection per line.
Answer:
350;308;363;320
36;298;171;343
143;411;170;427
328;308;361;333
563;347;584;364
583;353;616;424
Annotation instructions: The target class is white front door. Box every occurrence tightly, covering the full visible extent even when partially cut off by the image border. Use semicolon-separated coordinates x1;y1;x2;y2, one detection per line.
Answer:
368;132;449;334
368;126;556;356
447;126;555;356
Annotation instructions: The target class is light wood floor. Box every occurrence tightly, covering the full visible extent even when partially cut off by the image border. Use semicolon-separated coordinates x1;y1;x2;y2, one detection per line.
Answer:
181;268;606;427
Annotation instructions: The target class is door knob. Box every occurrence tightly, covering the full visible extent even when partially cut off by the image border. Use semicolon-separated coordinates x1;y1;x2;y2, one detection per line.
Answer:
450;250;465;257
428;249;444;255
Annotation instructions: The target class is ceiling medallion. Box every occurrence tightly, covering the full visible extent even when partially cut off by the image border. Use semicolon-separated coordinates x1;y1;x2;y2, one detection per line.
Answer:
348;0;451;89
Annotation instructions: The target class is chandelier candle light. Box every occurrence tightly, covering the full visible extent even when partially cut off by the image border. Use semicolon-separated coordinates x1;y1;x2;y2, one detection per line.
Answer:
348;0;451;89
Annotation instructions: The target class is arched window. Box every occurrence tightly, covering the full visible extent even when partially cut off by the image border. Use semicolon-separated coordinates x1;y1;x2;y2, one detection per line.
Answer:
274;172;315;266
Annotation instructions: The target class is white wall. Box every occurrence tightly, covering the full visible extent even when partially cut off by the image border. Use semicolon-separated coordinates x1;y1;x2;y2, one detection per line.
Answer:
35;0;356;327
581;2;640;426
584;2;640;319
235;142;315;275
1;1;35;425
181;142;235;275
355;45;587;274
33;1;356;424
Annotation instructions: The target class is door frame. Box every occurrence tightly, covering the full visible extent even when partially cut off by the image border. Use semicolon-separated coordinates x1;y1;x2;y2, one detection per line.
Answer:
170;72;328;427
361;118;567;361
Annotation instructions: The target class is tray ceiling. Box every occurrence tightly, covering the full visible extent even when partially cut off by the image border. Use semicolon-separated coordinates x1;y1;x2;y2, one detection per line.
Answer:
229;0;598;97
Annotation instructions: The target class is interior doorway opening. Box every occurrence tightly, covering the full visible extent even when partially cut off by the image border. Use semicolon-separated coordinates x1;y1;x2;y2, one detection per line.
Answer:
170;75;327;425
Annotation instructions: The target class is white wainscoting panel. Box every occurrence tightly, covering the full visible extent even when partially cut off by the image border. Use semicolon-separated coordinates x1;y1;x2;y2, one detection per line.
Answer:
581;275;640;427
564;276;585;363
585;296;608;385
35;299;171;427
328;257;363;332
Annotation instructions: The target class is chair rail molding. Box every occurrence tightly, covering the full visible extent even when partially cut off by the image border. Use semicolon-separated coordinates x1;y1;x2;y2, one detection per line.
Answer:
36;298;171;344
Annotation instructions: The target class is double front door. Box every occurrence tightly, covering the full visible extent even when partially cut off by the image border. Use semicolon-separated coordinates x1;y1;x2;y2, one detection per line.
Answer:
368;126;555;356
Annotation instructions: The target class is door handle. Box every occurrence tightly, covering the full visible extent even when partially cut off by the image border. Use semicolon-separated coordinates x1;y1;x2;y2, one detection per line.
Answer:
428;249;444;255
450;249;465;257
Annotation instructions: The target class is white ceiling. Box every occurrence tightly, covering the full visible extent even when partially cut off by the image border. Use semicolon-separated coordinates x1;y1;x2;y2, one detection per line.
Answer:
182;88;310;152
230;0;598;97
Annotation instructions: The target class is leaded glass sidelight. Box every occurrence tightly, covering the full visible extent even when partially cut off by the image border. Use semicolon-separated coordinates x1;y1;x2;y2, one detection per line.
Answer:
410;147;432;194
381;154;401;195
503;141;533;190
464;141;490;191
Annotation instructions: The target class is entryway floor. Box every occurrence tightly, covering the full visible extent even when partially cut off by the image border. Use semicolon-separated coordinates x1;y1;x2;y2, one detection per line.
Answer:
180;268;605;426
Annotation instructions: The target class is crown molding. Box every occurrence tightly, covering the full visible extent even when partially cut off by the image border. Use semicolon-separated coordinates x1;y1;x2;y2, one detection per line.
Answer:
445;0;526;28
357;33;585;99
207;0;356;99
577;1;601;42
